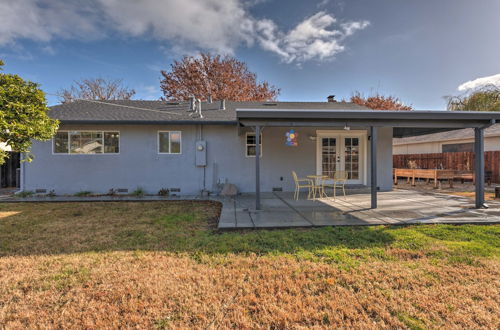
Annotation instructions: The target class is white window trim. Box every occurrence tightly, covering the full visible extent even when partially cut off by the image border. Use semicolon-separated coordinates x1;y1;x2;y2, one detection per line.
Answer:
52;130;120;155
315;130;367;185
157;130;182;155
245;132;263;158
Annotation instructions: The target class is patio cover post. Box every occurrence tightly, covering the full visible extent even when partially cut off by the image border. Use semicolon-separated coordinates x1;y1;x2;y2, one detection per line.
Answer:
474;127;485;208
370;126;377;209
255;125;261;210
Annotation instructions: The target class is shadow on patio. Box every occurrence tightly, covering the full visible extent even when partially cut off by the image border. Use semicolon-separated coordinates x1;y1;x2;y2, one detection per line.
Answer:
218;189;500;229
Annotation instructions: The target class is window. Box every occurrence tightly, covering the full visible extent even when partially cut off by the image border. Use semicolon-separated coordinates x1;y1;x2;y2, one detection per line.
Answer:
158;131;182;154
246;132;262;157
53;131;119;154
442;142;473;153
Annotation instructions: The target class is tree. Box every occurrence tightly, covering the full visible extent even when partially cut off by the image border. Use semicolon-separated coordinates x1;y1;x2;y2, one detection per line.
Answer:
58;78;135;104
0;59;59;164
160;53;279;101
447;86;500;111
348;91;413;110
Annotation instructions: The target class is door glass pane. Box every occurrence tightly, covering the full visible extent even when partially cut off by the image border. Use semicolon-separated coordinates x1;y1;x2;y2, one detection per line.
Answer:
344;137;360;180
321;138;336;178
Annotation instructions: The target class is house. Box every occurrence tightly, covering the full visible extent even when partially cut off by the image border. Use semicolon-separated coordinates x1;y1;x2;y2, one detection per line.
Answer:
394;124;500;154
20;98;500;209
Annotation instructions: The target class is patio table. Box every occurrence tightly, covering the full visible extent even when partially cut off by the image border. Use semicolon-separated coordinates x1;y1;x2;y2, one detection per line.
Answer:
307;175;329;200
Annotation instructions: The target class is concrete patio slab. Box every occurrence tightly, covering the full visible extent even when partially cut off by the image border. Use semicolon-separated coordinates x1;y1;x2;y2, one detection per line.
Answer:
217;189;500;229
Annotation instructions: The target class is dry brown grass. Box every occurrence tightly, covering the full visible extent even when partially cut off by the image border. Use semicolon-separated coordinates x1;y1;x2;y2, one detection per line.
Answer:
0;252;498;329
0;201;499;328
445;191;497;201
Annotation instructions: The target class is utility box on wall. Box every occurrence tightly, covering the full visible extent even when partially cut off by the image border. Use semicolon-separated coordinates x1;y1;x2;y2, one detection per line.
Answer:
195;140;207;167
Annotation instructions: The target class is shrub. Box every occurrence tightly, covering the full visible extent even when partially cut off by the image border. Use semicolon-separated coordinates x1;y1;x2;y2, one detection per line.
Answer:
74;191;92;197
132;187;145;197
14;190;34;198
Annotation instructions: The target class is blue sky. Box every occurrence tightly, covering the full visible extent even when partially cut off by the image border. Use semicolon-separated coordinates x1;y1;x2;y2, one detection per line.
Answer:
1;0;499;109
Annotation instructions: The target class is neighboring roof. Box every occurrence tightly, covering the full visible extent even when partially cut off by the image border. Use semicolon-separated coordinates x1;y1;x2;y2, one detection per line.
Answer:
49;99;368;125
394;123;500;145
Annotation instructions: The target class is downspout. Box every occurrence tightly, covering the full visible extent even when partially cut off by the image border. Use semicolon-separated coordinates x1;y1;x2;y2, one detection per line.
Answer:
201;125;206;191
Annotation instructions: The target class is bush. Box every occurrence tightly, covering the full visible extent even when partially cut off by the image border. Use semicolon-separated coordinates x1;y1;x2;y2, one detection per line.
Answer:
74;191;92;197
132;187;145;197
14;190;34;198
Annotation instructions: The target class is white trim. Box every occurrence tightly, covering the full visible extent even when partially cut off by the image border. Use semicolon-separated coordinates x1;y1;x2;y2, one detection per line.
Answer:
52;130;121;155
245;132;263;158
315;130;367;185
157;130;182;155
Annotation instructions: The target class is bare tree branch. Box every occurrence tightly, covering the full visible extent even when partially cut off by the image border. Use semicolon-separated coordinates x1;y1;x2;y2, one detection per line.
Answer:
58;78;135;104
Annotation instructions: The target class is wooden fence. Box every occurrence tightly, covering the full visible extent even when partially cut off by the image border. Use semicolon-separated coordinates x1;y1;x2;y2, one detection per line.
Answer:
393;151;500;184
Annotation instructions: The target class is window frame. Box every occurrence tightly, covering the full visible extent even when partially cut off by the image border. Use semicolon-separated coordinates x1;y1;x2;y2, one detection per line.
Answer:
245;132;263;158
157;130;182;155
52;130;120;155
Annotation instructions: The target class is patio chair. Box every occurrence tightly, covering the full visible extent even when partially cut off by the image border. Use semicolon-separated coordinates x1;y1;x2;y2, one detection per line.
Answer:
292;171;314;200
322;170;348;200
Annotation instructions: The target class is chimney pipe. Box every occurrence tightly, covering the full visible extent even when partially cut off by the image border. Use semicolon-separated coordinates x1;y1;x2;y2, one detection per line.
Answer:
327;95;336;102
219;99;225;110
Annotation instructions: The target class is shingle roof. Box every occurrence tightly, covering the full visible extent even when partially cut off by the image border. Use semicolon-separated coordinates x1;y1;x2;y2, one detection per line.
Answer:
48;99;369;124
393;123;500;145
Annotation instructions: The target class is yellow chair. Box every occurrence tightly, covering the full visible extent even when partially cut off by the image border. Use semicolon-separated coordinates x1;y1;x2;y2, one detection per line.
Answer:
292;171;314;200
323;170;348;200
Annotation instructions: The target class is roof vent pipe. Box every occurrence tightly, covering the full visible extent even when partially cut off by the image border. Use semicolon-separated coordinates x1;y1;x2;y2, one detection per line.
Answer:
196;98;203;118
220;99;225;110
327;95;336;102
189;96;196;111
208;95;212;103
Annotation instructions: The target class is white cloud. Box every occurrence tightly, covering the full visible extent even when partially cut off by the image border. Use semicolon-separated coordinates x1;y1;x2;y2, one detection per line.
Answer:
256;11;369;63
0;0;105;45
458;73;500;91
0;1;369;64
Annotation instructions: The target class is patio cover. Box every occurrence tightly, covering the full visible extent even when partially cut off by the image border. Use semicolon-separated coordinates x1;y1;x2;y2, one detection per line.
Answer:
236;108;500;210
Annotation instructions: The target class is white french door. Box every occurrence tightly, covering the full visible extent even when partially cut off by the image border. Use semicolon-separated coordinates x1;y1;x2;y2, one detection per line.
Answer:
316;131;367;185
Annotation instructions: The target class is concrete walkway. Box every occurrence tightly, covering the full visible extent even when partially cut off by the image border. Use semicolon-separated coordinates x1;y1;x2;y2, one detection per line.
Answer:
218;190;500;229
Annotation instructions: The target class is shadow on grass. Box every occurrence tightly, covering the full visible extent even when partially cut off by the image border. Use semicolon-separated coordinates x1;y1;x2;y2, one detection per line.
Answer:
0;201;498;260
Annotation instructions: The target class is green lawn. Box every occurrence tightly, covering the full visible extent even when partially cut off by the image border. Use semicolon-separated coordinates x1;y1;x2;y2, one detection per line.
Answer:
0;201;498;328
0;201;498;265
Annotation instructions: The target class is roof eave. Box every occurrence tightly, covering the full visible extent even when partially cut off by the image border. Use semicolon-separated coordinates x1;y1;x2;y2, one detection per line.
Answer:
57;119;238;125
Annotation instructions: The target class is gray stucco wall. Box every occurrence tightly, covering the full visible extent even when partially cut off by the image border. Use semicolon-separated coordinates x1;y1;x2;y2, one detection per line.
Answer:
24;124;393;195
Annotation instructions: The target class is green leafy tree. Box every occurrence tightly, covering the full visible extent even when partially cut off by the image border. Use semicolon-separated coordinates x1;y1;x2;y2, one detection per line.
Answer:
448;86;500;111
0;59;59;164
